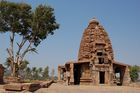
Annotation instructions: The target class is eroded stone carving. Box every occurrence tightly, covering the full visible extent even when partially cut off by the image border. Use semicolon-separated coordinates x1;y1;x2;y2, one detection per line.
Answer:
78;18;113;62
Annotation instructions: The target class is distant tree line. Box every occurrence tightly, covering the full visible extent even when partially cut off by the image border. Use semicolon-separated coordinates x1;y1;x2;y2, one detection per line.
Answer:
4;60;57;81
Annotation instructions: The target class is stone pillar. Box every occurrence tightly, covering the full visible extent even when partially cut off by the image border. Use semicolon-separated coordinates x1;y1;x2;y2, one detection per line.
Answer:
105;71;108;84
58;66;61;81
92;64;97;85
92;65;99;85
123;66;131;85
109;63;114;85
96;71;99;85
70;63;74;85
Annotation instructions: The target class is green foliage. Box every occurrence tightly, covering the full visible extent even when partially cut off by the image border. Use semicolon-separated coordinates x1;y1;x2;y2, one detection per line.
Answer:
19;60;29;70
31;67;38;80
24;67;32;80
4;61;56;81
130;65;140;82
4;57;11;68
32;4;59;46
4;59;30;77
0;1;32;34
42;66;49;80
5;58;29;70
24;66;50;80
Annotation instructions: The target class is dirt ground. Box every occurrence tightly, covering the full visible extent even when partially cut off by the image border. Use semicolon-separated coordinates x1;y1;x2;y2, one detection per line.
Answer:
0;83;140;93
35;83;140;93
0;85;5;93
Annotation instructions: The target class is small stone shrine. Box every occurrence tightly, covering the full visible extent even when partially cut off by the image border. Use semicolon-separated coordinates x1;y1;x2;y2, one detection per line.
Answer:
58;18;131;85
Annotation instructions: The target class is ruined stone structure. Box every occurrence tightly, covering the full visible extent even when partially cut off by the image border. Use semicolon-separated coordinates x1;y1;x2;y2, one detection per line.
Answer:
58;18;131;85
0;64;4;84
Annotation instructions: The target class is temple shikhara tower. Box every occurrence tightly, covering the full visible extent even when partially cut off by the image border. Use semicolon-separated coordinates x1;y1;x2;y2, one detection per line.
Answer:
58;18;131;85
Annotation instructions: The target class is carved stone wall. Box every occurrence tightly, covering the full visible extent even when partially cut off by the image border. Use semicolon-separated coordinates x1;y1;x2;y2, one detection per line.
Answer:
78;18;114;62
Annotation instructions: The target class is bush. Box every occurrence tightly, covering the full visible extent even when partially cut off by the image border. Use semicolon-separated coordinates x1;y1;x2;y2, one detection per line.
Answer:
130;65;140;82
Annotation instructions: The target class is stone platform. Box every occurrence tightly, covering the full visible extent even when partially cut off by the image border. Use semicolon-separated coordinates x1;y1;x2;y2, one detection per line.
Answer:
3;80;53;92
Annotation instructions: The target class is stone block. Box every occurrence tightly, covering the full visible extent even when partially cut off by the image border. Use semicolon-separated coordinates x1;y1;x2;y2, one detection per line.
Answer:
23;83;40;92
3;83;23;91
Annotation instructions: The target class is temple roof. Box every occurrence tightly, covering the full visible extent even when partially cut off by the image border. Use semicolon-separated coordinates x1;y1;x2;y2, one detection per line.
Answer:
78;18;114;61
113;61;131;67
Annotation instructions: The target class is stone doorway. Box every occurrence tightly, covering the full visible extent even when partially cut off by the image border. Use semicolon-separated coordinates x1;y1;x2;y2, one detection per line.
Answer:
99;71;105;84
114;67;121;85
74;64;81;85
114;66;126;86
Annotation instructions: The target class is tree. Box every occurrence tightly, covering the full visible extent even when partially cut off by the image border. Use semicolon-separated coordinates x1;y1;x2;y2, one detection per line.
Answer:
38;67;43;80
4;57;11;69
30;67;44;80
130;65;140;82
42;66;49;80
4;58;29;78
18;60;29;78
0;1;59;77
31;67;38;80
25;67;32;80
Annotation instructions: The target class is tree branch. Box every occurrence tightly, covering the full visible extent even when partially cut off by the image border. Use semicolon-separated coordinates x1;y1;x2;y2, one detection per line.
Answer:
16;36;27;64
21;41;32;60
10;32;15;60
16;36;27;55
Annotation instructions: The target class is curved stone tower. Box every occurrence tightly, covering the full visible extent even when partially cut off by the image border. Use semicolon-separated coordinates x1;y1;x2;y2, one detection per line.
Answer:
78;18;114;62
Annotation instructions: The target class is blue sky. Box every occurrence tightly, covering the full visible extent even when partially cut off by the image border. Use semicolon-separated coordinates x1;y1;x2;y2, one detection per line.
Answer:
0;0;140;73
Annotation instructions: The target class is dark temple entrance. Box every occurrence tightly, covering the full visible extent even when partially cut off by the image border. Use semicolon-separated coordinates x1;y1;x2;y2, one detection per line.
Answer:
74;64;81;85
114;65;126;86
99;71;105;84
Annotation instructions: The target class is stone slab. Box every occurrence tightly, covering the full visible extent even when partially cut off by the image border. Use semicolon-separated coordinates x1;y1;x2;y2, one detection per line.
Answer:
3;83;23;91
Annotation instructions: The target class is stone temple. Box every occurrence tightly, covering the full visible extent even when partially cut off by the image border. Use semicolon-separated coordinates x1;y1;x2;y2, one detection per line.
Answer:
58;18;131;85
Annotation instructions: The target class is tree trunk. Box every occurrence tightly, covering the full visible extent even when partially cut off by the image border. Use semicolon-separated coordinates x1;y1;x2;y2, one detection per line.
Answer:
11;63;18;77
9;32;18;77
11;63;15;77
